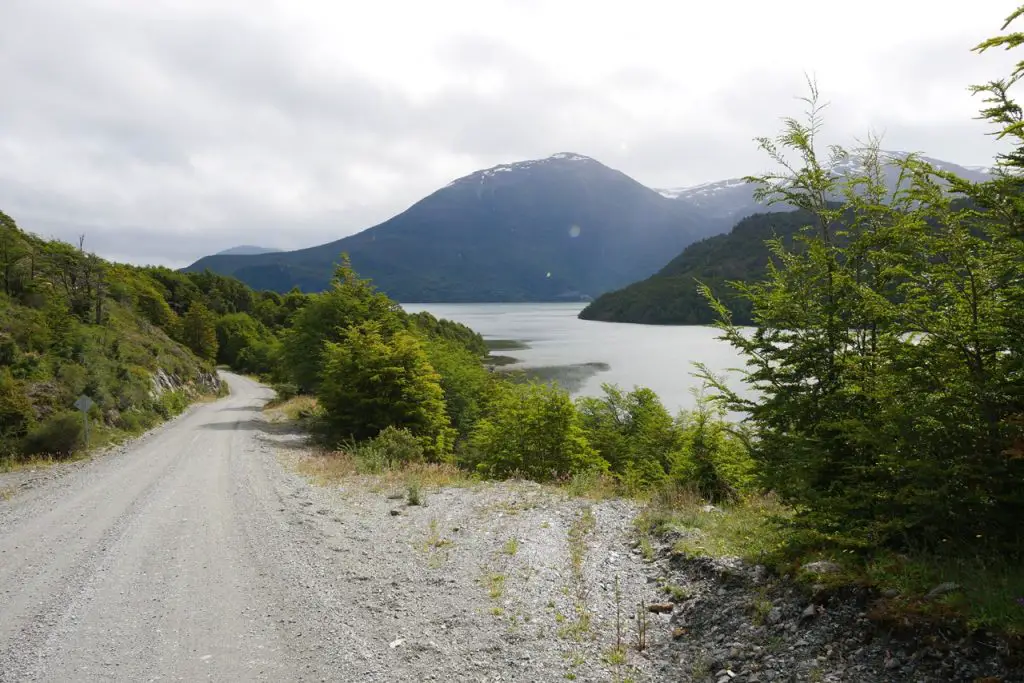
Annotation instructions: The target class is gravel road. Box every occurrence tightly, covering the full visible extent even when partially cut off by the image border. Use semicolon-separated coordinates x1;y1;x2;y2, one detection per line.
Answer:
0;373;669;682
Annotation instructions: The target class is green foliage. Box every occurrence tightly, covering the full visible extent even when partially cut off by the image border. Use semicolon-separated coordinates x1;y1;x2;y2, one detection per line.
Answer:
22;412;83;457
422;338;496;439
0;367;34;451
318;321;455;460
282;254;403;393
214;312;266;368
670;389;756;502
179;301;219;361
466;381;606;480
0;211;228;461
576;384;677;489
698;78;1024;550
406;310;488;356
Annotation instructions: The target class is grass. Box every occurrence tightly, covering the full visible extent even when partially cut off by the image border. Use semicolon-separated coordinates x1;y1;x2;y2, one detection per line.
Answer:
559;506;597;642
294;449;476;492
502;537;520;556
487;573;506;599
263;395;320;423
0;453;61;473
424;518;453;550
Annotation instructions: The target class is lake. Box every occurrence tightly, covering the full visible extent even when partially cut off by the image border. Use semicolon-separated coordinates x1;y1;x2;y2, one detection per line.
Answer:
402;302;750;414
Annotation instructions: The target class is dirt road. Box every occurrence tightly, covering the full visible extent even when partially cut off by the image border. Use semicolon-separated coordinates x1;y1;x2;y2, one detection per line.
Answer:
0;373;664;682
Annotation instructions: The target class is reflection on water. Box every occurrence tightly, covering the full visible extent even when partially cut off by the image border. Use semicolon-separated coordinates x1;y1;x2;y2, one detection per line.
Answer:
403;302;750;414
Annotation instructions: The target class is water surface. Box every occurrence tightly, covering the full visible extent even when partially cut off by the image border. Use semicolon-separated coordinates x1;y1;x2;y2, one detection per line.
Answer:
403;302;749;413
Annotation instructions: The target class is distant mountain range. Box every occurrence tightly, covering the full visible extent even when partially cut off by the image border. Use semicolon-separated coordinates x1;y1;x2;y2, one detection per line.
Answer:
186;150;993;305
185;153;720;302
654;152;993;226
583;152;994;325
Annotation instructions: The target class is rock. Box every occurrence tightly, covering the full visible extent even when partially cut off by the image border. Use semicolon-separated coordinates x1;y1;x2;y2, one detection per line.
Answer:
389;509;401;516
800;560;842;575
702;504;721;513
800;604;819;621
925;582;960;600
389;638;405;649
767;607;783;625
648;602;674;614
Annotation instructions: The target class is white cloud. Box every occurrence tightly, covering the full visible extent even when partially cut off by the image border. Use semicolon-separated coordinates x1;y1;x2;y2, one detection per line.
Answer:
0;0;1018;266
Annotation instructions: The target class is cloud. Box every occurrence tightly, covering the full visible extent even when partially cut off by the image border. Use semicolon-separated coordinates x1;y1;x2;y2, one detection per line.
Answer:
0;0;1018;266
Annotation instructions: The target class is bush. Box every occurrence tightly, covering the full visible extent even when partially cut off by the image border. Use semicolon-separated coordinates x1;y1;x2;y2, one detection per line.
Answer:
423;339;495;439
670;389;756;502
155;390;190;418
577;384;678;490
318;322;455;460
368;426;424;465
466;380;607;481
22;412;83;457
0;368;34;449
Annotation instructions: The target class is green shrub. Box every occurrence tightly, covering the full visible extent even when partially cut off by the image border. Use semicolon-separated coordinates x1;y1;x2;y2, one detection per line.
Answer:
23;412;83;457
155;390;190;418
368;426;424;465
577;384;678;490
670;388;756;502
466;380;607;481
0;368;34;448
423;338;495;439
318;322;455;460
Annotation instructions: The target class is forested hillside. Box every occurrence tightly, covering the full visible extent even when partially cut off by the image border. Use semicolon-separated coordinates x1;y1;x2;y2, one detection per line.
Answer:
578;209;816;325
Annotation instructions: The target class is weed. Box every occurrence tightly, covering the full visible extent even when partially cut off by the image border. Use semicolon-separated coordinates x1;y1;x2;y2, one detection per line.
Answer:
639;536;655;562
490;606;504;616
663;583;692;602
424;518;453;550
487;573;506;600
635;599;648;652
406;478;424;506
690;651;712;679
502;537;520;556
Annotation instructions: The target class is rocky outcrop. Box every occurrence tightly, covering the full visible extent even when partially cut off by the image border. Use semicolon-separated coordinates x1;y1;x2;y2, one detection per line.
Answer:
150;368;220;399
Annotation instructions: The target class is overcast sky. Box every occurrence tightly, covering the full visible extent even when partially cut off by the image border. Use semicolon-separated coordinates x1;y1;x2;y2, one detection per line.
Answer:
1;0;1018;267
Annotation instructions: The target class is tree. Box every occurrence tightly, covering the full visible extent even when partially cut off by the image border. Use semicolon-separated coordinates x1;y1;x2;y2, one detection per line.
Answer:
576;384;678;489
180;301;219;362
282;254;403;393
214;312;265;368
467;381;606;481
698;77;1024;549
318;321;455;460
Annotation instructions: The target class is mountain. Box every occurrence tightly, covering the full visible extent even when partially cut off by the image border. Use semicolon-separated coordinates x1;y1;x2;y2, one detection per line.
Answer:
184;153;721;302
214;245;280;256
656;151;993;227
578;209;814;325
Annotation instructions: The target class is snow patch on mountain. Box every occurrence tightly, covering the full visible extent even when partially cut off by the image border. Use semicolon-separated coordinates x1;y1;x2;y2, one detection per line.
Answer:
446;152;597;187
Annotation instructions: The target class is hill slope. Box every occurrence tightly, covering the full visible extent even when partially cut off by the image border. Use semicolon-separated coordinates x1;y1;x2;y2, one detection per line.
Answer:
184;153;720;302
578;209;814;325
0;211;230;461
